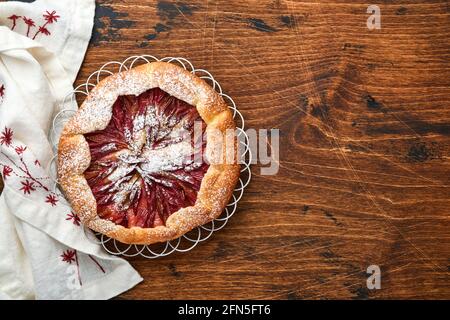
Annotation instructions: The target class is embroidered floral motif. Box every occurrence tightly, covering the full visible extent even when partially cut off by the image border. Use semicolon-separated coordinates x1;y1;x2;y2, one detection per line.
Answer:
20;180;35;194
61;249;82;286
0;126;58;203
60;249;106;287
0;127;13;146
33;10;60;40
66;212;81;226
37;26;50;36
61;249;76;263
7;15;21;30
43;10;59;24
22;17;35;37
2;166;12;179
15;145;27;155
8;10;60;40
45;194;58;206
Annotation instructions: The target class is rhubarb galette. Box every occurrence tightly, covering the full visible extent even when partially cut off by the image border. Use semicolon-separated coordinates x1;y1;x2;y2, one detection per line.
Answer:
58;61;240;244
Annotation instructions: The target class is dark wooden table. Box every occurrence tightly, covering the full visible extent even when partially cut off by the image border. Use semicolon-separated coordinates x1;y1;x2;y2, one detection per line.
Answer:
2;0;449;299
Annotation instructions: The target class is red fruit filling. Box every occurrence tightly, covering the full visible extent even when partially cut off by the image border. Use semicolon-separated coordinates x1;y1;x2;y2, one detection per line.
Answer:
84;88;208;228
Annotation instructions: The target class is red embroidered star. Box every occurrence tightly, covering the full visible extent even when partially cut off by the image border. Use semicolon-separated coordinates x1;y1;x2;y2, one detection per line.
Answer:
22;17;35;27
46;194;58;206
43;10;60;24
2;166;12;179
0;127;13;146
20;180;35;194
37;26;50;36
61;250;76;264
66;212;81;226
15;145;27;155
0;85;5;98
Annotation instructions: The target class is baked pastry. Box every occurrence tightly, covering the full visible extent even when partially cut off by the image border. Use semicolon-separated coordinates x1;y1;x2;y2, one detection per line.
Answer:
58;61;240;244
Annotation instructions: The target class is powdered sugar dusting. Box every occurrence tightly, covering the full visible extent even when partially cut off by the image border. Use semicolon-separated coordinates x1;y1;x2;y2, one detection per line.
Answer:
100;142;116;152
139;139;193;175
82;87;209;228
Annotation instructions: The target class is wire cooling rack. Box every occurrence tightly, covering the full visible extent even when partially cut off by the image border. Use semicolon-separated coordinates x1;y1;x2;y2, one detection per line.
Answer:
49;55;251;258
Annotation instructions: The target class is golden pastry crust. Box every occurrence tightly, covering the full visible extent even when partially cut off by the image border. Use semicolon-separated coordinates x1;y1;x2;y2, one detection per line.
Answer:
58;61;240;244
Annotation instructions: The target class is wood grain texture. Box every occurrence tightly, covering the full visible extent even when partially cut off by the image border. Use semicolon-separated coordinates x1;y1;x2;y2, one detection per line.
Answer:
2;0;450;299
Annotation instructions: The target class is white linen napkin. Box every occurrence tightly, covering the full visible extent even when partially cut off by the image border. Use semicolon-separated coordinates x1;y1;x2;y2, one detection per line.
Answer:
0;0;143;300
